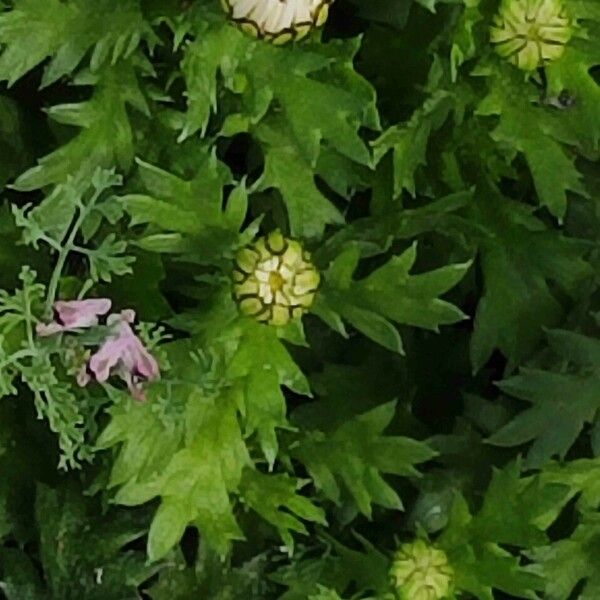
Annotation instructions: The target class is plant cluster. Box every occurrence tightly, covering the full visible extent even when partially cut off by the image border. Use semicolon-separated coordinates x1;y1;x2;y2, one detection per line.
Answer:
0;0;599;598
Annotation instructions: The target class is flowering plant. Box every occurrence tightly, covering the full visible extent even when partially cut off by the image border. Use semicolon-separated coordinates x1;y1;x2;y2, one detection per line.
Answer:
0;0;599;598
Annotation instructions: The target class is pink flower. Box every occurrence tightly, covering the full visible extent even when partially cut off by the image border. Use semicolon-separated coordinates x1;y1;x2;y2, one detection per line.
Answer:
37;299;112;336
78;310;160;401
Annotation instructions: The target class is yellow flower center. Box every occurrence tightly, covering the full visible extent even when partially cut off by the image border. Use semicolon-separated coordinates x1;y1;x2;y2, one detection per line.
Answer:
268;270;285;292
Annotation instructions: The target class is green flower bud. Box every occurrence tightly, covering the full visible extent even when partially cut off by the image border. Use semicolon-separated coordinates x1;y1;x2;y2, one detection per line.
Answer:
390;540;453;600
233;231;320;326
490;0;572;71
222;0;333;44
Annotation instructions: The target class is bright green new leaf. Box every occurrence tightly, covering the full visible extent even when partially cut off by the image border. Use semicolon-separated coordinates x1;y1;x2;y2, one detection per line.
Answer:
181;18;377;237
149;390;248;559
179;24;244;140
228;319;311;466
98;337;253;561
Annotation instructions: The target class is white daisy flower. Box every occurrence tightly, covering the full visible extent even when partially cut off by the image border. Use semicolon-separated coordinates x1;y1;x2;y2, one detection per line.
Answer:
233;230;320;326
222;0;333;44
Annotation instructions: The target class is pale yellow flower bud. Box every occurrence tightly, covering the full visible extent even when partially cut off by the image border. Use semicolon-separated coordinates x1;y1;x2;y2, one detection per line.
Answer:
233;231;320;326
390;540;453;600
490;0;572;71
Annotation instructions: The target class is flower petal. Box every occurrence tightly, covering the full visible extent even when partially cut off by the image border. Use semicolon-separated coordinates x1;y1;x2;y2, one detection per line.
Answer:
37;298;112;336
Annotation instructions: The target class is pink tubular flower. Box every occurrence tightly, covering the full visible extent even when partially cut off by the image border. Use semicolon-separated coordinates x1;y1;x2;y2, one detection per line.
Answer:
78;310;160;401
36;299;112;336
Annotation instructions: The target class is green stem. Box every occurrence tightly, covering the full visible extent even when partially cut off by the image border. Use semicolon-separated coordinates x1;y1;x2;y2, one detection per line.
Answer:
45;243;73;316
44;192;101;315
22;273;36;348
0;348;36;371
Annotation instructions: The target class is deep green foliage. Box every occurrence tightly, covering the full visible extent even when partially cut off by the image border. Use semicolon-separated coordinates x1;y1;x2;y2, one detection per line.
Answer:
0;0;599;598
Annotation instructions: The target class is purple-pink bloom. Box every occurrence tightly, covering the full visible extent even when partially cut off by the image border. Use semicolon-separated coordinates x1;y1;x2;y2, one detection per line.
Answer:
37;299;112;336
78;310;160;401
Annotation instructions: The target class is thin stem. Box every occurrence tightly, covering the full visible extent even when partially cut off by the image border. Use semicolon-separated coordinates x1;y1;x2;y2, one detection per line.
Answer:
45;235;76;316
37;233;63;252
44;190;102;315
22;274;36;348
0;348;36;371
78;278;94;300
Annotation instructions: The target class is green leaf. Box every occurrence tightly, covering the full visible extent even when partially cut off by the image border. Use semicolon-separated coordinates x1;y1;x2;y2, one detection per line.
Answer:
179;24;243;140
148;544;269;600
320;243;470;352
468;190;592;372
83;233;133;282
124;156;231;231
439;463;558;599
545;6;600;157
538;457;600;513
254;118;344;239
529;513;600;600
293;402;435;517
340;304;404;354
120;156;249;265
239;469;326;550
13;63;147;190
351;244;469;329
0;0;156;87
181;20;377;236
102;385;249;560
96;397;185;493
451;0;485;80
373;90;454;197
35;482;159;599
471;461;570;548
0;548;45;600
228;319;311;466
237;39;377;166
477;63;588;217
309;586;345;600
145;389;248;560
272;534;390;600
184;21;378;163
488;330;600;468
